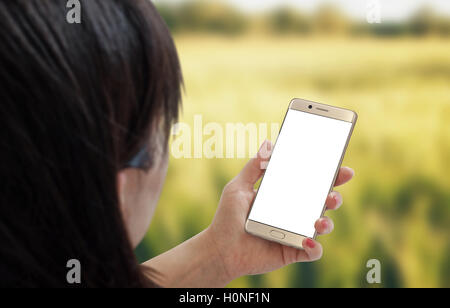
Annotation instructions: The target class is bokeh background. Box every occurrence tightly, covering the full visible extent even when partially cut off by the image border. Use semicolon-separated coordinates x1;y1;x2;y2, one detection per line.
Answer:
136;0;450;287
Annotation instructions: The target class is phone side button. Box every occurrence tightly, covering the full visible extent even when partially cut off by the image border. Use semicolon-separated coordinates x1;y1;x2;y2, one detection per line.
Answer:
269;230;286;240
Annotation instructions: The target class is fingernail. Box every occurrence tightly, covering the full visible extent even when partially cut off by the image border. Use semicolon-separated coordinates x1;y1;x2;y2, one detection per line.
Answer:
346;167;355;176
334;194;342;207
321;220;329;230
260;139;268;148
258;139;268;154
305;238;316;249
258;140;272;159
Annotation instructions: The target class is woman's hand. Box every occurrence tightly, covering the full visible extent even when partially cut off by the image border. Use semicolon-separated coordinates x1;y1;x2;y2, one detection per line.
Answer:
145;140;354;287
206;140;354;282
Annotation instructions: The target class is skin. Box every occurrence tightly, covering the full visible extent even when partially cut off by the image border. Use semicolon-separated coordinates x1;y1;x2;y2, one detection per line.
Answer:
119;139;354;287
118;140;169;247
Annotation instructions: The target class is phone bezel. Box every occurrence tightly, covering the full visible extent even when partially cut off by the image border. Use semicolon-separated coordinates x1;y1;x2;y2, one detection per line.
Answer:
245;98;358;249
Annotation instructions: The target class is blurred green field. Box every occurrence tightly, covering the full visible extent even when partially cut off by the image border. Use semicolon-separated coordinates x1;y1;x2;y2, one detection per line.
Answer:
136;35;450;288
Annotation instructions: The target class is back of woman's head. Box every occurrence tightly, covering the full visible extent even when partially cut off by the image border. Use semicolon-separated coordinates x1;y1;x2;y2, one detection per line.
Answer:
0;0;182;287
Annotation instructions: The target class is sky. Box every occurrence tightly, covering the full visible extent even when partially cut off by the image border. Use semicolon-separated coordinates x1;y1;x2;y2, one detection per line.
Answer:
154;0;450;21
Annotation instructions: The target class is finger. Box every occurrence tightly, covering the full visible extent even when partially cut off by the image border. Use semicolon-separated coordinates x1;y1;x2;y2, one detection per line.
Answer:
314;217;334;235
233;140;273;189
297;238;323;262
334;167;354;187
325;191;342;210
278;239;323;264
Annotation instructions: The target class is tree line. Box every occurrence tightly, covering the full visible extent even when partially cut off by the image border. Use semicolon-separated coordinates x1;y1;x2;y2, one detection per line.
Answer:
156;2;450;37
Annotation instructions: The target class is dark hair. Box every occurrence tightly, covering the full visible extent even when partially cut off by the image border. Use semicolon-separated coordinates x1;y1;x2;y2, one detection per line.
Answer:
0;0;182;287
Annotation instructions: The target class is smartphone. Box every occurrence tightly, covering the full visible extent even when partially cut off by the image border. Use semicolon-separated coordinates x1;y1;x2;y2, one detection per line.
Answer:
245;98;357;249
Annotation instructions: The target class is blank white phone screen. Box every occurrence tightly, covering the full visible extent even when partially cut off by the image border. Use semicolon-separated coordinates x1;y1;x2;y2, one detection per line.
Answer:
248;109;352;238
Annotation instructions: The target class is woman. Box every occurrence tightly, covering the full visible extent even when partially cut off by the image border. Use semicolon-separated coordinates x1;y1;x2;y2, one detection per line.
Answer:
0;0;354;287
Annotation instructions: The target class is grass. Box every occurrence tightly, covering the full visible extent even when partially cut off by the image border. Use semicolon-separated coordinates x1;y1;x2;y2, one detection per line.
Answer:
136;35;450;287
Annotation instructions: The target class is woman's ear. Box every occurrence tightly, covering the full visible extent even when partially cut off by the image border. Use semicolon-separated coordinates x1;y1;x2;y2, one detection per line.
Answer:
115;157;169;247
117;170;129;220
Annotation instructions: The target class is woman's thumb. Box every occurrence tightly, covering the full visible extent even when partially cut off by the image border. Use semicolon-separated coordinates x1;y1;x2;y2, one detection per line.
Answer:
233;140;273;189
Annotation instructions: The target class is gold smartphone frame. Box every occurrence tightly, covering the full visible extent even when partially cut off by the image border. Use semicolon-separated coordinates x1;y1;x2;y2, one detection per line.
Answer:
245;98;358;249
